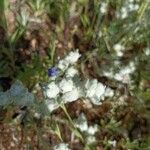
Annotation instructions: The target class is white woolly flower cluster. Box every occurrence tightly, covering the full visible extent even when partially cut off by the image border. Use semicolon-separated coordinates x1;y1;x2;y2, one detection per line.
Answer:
75;113;98;143
113;43;125;57
100;2;108;14
116;0;139;19
114;61;136;83
44;50;114;112
46;82;60;98
85;79;114;105
108;140;117;147
53;143;70;150
57;50;81;71
144;47;150;56
103;61;136;84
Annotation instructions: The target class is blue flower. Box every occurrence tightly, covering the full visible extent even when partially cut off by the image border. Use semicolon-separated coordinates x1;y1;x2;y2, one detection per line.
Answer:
48;67;58;77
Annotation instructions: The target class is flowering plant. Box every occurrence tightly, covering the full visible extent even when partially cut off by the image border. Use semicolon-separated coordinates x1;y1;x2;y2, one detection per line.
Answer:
43;50;114;112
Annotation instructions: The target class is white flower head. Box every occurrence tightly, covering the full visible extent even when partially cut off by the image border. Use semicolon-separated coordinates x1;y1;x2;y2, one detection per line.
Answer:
103;70;114;78
46;82;60;98
57;59;69;71
90;96;103;105
59;79;74;93
87;125;98;135
65;66;78;78
85;79;106;105
85;79;97;97
114;73;130;83
120;61;135;75
65;50;81;64
100;3;107;14
34;113;41;119
129;4;139;11
46;99;59;112
114;61;136;83
113;44;125;57
62;88;80;103
144;47;150;56
113;44;123;51
104;87;114;97
53;143;70;150
86;135;96;144
120;7;128;19
129;0;134;2
95;82;106;98
75;113;88;132
108;140;117;147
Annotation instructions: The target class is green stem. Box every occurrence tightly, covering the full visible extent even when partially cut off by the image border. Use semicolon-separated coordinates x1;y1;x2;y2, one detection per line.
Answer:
138;2;149;22
60;103;75;128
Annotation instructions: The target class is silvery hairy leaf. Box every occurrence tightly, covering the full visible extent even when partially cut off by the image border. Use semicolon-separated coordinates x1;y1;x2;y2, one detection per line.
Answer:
0;80;34;107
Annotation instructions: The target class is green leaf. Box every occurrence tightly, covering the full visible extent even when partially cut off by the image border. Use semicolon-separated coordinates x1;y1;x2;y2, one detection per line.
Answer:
80;14;90;28
138;91;150;101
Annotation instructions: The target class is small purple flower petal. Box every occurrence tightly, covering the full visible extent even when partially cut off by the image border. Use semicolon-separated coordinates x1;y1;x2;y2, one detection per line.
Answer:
48;67;58;77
